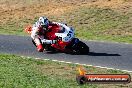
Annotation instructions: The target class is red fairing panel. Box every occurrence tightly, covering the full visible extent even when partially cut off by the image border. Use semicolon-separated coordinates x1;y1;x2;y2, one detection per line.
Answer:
46;24;70;51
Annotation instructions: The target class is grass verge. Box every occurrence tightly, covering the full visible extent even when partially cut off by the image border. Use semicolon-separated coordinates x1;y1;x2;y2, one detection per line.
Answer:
56;7;132;43
0;54;131;88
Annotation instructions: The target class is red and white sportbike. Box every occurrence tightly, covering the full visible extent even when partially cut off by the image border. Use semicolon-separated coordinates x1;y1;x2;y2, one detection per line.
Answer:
25;25;89;55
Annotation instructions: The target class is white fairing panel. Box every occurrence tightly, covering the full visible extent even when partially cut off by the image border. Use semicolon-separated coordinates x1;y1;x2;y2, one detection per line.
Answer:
55;27;74;42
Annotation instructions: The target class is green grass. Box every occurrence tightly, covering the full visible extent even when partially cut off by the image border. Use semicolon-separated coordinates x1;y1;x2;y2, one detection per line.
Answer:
0;54;131;88
0;18;35;35
61;7;132;43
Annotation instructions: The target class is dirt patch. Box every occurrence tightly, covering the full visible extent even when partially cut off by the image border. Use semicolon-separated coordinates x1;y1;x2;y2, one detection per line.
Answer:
0;0;132;39
0;2;75;24
0;0;131;25
86;0;124;8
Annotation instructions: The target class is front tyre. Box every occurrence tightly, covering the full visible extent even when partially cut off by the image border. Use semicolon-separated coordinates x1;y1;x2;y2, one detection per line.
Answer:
72;41;89;55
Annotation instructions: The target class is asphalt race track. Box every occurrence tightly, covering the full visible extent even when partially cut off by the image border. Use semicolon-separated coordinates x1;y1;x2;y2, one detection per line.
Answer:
0;35;132;72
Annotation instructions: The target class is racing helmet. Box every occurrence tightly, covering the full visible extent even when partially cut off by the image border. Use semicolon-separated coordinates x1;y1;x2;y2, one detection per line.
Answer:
38;16;49;28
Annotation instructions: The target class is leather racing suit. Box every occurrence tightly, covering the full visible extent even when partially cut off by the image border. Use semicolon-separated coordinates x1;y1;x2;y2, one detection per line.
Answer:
31;21;74;52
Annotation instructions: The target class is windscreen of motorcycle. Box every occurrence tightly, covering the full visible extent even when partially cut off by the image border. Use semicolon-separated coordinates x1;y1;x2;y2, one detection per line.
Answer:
55;27;74;42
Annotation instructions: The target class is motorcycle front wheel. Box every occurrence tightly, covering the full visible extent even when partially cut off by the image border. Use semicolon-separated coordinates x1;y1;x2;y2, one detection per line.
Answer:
72;41;89;55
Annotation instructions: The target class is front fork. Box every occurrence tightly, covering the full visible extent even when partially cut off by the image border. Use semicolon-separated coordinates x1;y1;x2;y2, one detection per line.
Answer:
65;38;80;50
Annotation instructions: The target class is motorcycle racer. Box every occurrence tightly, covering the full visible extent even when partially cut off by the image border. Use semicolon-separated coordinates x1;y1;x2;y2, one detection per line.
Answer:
31;16;75;52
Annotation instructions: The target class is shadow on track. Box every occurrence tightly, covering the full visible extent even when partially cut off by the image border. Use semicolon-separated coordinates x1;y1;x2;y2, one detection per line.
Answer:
46;51;121;56
88;52;121;56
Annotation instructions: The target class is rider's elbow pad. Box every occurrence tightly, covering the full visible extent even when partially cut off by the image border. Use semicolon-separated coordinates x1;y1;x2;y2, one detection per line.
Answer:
31;33;37;40
31;27;39;39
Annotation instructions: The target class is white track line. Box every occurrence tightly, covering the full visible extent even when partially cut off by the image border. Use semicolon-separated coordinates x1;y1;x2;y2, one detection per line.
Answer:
43;58;132;73
21;56;132;73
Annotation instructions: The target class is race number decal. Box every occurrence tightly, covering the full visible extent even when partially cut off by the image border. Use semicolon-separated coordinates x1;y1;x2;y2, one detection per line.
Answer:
67;31;72;39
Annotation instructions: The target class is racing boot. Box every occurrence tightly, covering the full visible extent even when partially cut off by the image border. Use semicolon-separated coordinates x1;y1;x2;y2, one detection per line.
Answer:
37;44;44;52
